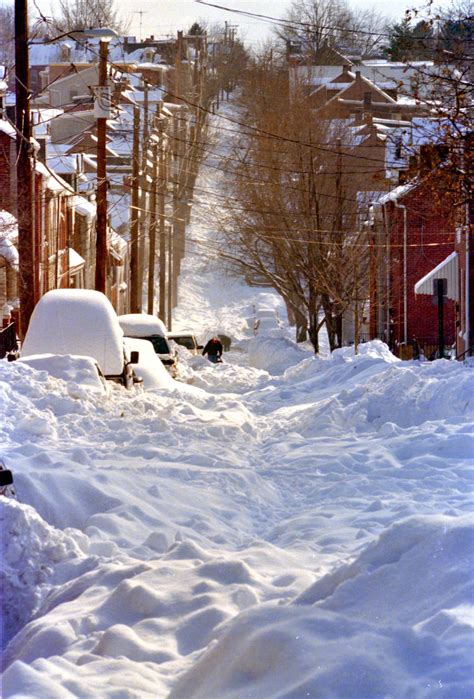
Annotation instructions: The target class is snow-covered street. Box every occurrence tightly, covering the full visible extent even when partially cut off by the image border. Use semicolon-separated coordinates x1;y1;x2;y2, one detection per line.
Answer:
1;108;473;698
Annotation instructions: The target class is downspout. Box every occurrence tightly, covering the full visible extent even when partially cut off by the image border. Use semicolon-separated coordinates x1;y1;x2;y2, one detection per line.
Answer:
382;203;391;344
466;221;470;354
394;201;408;345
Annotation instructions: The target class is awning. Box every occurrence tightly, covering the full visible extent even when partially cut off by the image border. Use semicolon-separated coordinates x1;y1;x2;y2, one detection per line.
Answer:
414;251;458;300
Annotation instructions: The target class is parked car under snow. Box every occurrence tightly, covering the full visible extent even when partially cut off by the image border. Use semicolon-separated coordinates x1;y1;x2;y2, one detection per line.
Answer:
118;314;177;377
20;290;140;389
124;338;175;390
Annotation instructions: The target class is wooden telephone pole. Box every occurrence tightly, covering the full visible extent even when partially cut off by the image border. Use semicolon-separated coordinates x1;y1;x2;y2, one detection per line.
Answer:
95;39;109;293
15;0;36;337
130;106;141;312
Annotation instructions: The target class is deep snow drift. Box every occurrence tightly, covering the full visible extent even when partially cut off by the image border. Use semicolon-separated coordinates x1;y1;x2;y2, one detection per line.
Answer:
1;104;473;698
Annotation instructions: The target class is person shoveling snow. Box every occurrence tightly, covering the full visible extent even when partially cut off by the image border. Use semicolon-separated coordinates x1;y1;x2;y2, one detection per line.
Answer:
202;336;223;364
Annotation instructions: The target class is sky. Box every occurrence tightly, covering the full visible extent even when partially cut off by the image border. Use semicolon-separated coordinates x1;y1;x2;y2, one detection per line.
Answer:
43;0;449;48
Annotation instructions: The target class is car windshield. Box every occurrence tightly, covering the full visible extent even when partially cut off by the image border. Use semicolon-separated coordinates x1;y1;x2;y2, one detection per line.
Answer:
170;335;195;350
147;335;172;355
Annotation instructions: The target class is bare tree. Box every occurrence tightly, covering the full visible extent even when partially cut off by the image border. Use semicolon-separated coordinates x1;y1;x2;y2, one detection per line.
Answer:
56;0;128;33
277;0;387;57
217;54;375;351
0;3;14;70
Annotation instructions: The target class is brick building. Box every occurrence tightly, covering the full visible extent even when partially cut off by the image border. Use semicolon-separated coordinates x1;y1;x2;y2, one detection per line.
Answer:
371;175;458;358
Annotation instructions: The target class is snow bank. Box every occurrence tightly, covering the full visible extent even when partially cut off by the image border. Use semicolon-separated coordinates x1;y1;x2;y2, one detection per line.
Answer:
247;333;311;375
1;499;86;649
18;354;107;397
171;515;474;699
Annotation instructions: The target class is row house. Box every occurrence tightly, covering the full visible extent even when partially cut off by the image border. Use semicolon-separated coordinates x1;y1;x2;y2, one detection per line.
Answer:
369;167;458;359
288;41;446;100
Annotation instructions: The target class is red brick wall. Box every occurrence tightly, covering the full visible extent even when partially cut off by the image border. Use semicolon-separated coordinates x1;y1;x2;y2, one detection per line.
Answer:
385;183;456;353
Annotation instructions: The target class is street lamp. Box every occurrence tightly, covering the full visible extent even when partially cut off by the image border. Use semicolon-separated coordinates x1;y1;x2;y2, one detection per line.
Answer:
70;27;118;294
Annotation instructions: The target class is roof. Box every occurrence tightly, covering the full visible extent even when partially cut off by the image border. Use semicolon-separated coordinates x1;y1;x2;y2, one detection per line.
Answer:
415;252;458;300
311;44;352;67
68;195;96;220
35;161;75;195
0;119;16;139
377;182;416;206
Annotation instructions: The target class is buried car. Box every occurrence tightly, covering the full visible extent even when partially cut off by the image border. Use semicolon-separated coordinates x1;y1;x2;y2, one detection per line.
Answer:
166;332;203;355
17;354;109;396
124;338;175;390
118;314;177;377
20;289;140;389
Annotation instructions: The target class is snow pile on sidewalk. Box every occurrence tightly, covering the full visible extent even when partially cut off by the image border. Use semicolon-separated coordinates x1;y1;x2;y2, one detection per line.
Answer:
172;515;474;699
1;498;87;649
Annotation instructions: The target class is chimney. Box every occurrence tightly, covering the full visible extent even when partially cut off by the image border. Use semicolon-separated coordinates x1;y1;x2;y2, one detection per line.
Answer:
420;144;434;175
355;70;361;81
408;155;418;178
363;91;372;110
35;134;48;164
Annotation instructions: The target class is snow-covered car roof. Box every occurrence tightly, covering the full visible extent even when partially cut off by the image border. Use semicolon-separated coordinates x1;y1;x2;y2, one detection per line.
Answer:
123;337;174;390
21;289;125;376
167;331;197;339
17;354;108;395
118;314;168;338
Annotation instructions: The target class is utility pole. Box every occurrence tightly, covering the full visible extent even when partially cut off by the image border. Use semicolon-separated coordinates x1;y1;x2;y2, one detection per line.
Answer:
147;127;158;315
95;39;110;293
138;81;149;306
158;109;167;321
130;106;141;312
334;138;343;348
15;0;36;337
167;224;173;330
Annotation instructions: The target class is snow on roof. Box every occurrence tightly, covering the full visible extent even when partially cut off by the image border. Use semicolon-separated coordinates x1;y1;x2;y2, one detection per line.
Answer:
411;117;456;146
32;108;64;136
47;155;78;174
118;314;168;338
377;182;416;206
137;63;170;71
0;119;15;139
21;289;125;376
68;248;85;270
109;193;130;232
109;229;127;257
35;160;74;195
68;195;96;220
132;88;165;103
415;251;458;300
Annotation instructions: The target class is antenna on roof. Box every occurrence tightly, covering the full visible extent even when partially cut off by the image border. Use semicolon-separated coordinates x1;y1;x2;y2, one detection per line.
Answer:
134;11;148;42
